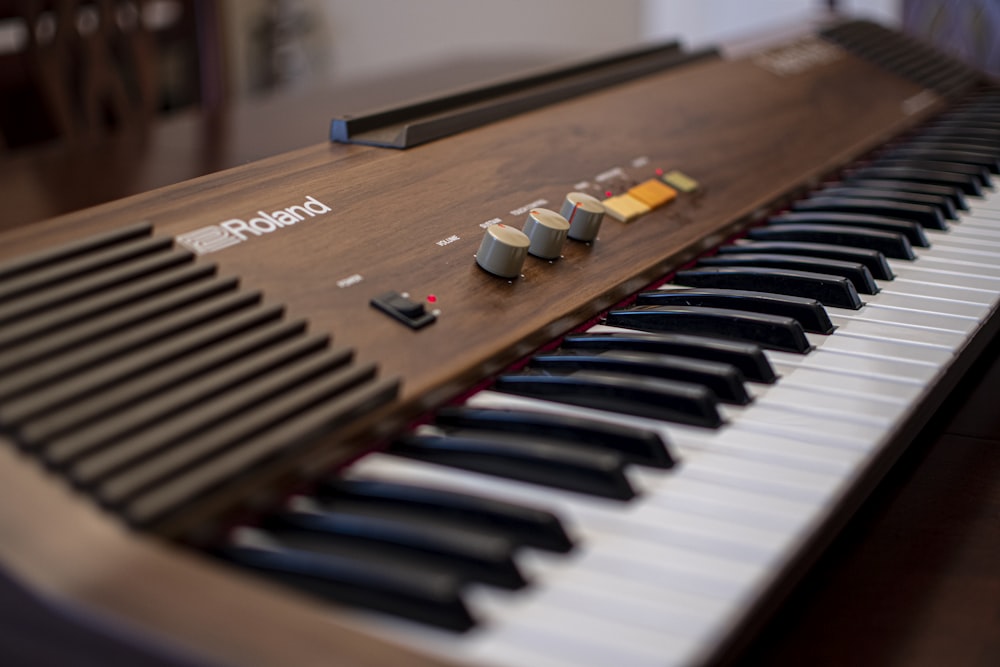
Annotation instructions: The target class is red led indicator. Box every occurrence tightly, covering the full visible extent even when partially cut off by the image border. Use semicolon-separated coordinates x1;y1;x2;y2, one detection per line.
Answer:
605;190;613;198
426;295;438;303
655;168;664;176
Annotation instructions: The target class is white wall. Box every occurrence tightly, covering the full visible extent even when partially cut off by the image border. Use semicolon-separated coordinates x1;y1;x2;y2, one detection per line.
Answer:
837;0;900;26
319;0;644;83
225;1;903;96
641;0;821;48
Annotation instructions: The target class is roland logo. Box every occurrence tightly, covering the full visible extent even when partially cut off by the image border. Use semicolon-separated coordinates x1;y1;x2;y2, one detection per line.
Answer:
176;195;332;255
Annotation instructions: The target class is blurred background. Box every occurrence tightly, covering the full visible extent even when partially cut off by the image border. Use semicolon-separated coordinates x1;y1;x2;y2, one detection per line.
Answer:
6;0;1000;150
0;0;996;228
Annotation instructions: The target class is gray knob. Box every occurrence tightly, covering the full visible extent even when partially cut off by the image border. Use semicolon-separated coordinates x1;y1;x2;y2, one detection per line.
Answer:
560;192;606;242
522;208;569;259
476;224;530;278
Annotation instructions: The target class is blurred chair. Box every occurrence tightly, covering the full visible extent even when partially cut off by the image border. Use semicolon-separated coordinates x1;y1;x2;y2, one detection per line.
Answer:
0;0;225;149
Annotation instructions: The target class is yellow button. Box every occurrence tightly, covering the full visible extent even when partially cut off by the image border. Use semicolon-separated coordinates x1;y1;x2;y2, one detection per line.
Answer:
628;179;677;208
662;170;699;193
601;194;650;222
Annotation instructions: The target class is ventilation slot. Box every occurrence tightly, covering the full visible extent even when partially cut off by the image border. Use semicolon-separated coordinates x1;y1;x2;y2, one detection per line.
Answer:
0;224;399;529
822;20;981;100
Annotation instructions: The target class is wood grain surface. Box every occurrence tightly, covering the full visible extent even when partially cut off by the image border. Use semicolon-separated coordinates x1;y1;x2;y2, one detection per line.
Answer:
0;47;938;532
0;28;992;667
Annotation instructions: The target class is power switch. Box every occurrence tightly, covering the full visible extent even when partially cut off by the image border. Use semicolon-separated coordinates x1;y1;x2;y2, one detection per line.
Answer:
371;291;436;329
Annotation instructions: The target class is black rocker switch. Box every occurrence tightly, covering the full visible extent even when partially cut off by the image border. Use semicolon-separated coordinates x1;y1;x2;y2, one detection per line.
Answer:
371;291;436;329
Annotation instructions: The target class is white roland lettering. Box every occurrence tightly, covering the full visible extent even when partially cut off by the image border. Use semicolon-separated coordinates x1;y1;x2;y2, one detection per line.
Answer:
181;195;334;254
220;218;255;240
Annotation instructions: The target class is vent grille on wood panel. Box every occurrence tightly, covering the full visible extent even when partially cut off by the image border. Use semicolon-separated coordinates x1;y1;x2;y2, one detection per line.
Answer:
0;223;399;528
821;20;981;100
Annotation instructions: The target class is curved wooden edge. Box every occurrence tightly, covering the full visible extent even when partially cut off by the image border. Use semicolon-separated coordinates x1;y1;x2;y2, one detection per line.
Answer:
0;439;459;667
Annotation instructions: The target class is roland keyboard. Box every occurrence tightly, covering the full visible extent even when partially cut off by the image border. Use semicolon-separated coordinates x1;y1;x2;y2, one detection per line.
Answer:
0;18;998;667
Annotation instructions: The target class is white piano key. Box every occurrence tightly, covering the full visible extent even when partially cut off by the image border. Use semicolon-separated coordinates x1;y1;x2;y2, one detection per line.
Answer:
865;290;991;320
967;203;1000;217
877;279;998;306
638;474;815;532
823;316;966;351
768;348;938;383
676;454;840;504
939;213;1000;228
967;202;1000;217
765;363;922;401
806;328;953;363
826;303;977;334
457;591;706;667
748;383;902;426
941;221;1000;240
519;577;718;640
523;561;732;624
920;233;1000;252
911;254;1000;279
918;244;1000;266
887;266;1000;293
663;429;862;475
721;403;885;450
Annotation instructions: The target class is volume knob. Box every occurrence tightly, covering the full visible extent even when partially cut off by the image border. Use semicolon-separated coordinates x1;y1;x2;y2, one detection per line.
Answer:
560;192;606;242
522;208;570;259
476;224;530;278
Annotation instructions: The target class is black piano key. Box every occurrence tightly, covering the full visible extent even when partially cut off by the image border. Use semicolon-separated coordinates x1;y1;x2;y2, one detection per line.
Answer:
696;253;879;295
929;116;1000;131
886;146;1000;174
269;497;526;590
868;158;991;188
746;224;916;260
841;178;967;211
768;212;929;247
717;241;894;280
673;267;863;310
903;136;1000;156
604;306;811;354
494;369;723;428
561;332;777;383
918;127;1000;147
221;527;476;632
435;406;674;469
636;287;833;333
790;196;946;230
319;477;574;552
849;165;983;196
391;428;637;500
912;116;1000;130
816;185;956;220
530;349;750;405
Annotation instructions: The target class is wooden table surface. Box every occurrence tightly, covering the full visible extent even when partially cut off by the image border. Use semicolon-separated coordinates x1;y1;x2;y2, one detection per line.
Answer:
1;42;999;667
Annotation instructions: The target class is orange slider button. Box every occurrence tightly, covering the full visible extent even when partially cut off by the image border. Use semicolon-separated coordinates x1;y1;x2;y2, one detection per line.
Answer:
628;179;678;209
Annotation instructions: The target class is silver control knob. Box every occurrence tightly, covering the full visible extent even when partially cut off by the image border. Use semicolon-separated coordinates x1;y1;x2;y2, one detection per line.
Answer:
522;208;570;259
560;192;606;242
476;223;530;278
